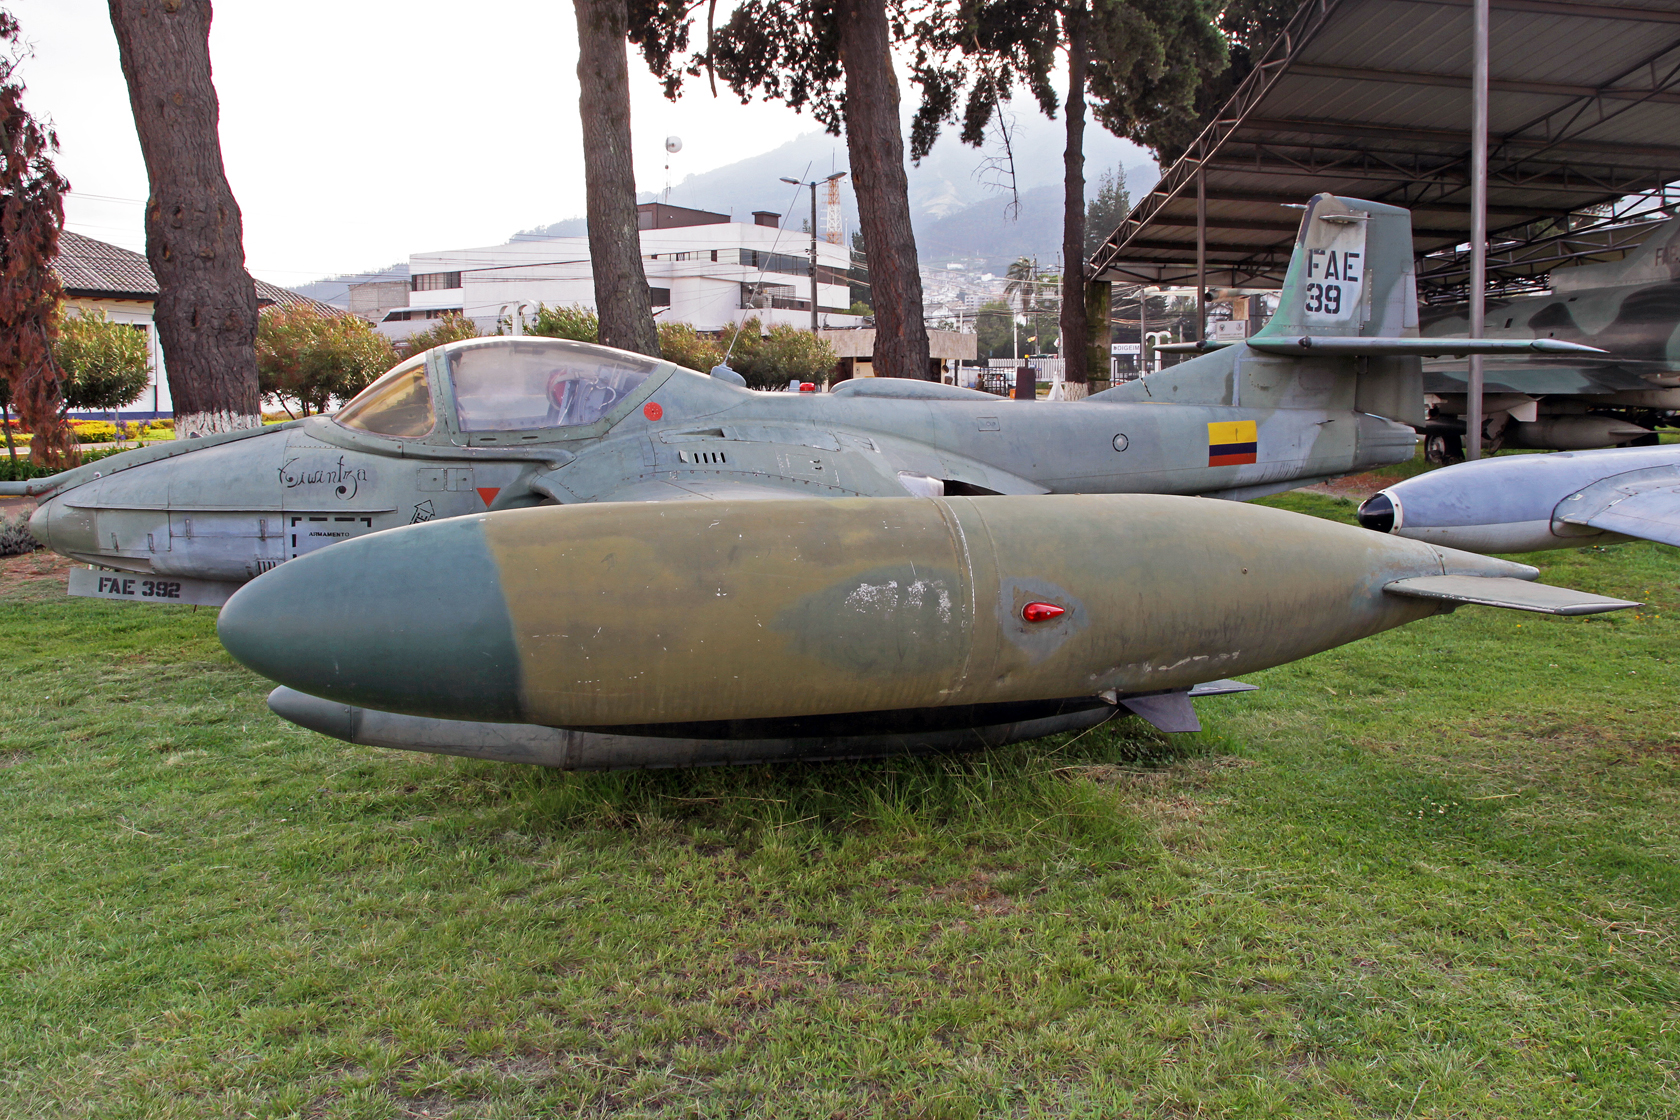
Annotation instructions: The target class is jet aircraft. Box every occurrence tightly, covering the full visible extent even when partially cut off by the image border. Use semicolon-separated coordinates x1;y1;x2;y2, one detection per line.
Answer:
1418;215;1680;460
6;193;1595;608
1358;444;1680;553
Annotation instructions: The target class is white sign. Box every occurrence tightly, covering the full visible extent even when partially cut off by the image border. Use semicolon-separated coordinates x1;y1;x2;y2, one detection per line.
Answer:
1111;343;1141;356
1301;209;1368;327
1210;320;1248;341
68;567;242;606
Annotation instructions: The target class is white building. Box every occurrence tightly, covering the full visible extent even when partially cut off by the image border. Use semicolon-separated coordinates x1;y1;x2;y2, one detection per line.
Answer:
372;203;865;340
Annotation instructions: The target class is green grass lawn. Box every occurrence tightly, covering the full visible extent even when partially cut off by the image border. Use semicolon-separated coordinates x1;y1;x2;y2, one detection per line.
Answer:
3;501;1679;1118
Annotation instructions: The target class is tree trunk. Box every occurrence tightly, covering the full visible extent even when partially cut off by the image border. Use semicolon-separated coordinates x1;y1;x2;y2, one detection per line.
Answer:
837;0;930;380
1085;279;1111;389
108;0;261;438
1059;1;1089;398
574;0;659;358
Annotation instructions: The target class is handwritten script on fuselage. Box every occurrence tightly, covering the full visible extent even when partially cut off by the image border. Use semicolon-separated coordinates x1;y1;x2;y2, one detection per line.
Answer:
277;456;371;500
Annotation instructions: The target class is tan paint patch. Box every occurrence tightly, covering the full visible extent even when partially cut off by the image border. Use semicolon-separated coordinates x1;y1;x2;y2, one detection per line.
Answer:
483;499;977;726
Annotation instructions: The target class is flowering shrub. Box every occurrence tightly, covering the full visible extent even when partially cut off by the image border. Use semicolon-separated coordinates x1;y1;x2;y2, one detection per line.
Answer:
0;510;37;555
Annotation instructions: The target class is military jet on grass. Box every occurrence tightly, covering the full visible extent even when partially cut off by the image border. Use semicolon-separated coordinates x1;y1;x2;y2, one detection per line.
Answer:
201;195;1628;770
1418;214;1680;461
1359;444;1680;554
7;193;1596;615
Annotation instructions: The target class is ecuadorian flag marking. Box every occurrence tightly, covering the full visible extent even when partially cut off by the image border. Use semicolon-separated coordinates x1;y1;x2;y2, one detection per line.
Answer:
1208;420;1258;467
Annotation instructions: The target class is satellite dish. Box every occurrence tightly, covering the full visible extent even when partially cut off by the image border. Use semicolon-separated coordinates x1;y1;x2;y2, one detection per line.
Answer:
665;136;683;154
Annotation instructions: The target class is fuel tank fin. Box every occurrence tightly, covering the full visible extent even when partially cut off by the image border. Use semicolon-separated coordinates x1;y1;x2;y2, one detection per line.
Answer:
1383;574;1637;615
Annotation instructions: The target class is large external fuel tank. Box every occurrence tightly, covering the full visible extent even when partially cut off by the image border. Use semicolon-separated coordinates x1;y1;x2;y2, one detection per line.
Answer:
218;495;1535;732
1504;415;1652;450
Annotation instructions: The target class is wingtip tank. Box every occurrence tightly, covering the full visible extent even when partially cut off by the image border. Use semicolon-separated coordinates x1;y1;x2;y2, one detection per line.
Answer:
216;494;1621;768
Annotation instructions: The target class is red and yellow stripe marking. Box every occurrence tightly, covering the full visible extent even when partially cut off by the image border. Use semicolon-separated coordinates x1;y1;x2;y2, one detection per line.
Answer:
1208;420;1258;467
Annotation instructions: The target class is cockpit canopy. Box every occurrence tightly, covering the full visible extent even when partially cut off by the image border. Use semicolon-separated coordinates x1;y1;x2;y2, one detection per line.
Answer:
449;339;662;431
336;337;666;439
336;354;434;437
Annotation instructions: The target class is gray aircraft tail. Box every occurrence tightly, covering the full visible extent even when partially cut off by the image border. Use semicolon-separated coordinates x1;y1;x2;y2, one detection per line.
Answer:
1094;192;1603;420
1549;214;1680;293
1254;193;1418;340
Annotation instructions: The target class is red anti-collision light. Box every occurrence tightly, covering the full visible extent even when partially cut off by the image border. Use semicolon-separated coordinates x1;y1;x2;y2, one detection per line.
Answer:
799;382;816;392
1022;602;1065;623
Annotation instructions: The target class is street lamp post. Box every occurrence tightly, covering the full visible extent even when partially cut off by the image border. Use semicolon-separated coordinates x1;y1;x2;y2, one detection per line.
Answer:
781;171;847;332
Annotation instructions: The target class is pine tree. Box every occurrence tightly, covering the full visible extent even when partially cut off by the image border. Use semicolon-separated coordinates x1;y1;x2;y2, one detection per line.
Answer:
706;0;933;380
1085;165;1130;258
912;0;1239;391
109;0;263;438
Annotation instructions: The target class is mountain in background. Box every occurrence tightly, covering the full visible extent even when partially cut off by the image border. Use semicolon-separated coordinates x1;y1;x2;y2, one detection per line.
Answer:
516;113;1157;273
294;115;1158;300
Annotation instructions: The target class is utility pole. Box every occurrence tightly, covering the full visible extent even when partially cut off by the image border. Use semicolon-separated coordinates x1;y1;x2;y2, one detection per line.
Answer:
782;171;848;333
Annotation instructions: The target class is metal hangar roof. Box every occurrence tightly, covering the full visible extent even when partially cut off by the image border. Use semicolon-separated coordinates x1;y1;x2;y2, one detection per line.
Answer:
1089;0;1680;301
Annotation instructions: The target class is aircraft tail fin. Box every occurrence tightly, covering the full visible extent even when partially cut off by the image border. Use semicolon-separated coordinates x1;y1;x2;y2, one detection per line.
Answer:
1162;194;1600;358
1252;193;1419;341
1550;214;1680;293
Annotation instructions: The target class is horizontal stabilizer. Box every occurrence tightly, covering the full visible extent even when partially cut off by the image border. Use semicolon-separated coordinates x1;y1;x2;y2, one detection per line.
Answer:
1155;339;1236;354
0;476;63;497
1384;574;1637;615
1155;338;1603;358
1246;337;1604;358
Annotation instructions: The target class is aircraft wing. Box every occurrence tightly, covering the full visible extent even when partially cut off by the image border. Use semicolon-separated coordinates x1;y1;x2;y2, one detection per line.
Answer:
1556;472;1680;548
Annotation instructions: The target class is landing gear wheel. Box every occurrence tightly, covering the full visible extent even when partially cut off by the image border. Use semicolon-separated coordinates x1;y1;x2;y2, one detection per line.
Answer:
1424;434;1463;466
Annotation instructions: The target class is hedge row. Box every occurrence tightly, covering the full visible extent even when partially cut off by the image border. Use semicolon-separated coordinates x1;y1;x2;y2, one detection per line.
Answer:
0;447;130;482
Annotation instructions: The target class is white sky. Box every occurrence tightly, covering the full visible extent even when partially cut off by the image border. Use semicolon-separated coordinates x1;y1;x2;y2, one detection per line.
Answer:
16;0;822;286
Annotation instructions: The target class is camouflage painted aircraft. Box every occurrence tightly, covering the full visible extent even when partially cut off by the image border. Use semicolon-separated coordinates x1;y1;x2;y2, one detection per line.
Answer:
199;194;1628;770
1418;214;1680;460
7;192;1595;613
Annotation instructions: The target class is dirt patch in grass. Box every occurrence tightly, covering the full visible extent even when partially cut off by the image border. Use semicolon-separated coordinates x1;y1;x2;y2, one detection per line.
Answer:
1061;755;1257;789
0;549;71;600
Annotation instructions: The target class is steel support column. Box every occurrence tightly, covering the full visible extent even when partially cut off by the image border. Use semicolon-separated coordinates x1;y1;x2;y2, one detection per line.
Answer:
1467;0;1490;460
1139;288;1148;374
1195;168;1208;341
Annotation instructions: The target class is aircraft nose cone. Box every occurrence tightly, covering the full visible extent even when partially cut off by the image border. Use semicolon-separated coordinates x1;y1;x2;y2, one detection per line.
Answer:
26;500;53;549
217;517;525;722
1357;492;1396;533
